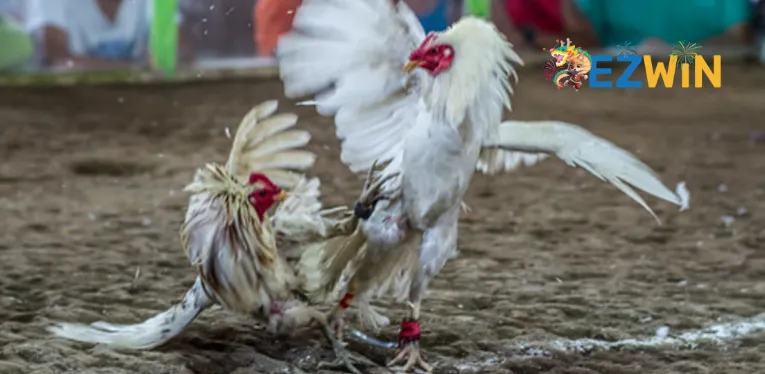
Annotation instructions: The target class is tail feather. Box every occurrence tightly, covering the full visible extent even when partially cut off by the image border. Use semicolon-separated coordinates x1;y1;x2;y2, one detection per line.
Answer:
48;278;212;350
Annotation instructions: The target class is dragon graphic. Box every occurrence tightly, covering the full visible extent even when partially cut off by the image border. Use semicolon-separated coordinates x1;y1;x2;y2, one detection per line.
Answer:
543;38;592;91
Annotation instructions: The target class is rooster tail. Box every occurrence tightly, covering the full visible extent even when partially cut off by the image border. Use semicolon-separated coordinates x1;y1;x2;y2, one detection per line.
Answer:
226;100;316;188
48;277;212;350
297;228;367;302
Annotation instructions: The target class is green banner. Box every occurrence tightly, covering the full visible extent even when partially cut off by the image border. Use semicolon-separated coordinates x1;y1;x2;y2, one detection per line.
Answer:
150;0;178;76
0;17;33;71
465;0;490;19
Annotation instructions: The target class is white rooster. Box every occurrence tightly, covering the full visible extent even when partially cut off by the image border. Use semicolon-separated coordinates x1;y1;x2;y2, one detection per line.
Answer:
277;0;689;372
47;100;393;374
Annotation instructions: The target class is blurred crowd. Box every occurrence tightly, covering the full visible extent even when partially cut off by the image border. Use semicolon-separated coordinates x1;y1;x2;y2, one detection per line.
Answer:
0;0;759;73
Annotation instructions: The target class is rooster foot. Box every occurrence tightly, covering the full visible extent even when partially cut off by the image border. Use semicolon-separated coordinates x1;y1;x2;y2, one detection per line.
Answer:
319;324;379;374
355;159;401;219
387;342;432;373
387;319;432;373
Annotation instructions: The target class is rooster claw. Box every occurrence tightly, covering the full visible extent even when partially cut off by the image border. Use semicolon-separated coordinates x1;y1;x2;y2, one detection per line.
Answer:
360;160;400;201
318;352;379;374
356;161;401;220
388;343;432;373
320;324;379;374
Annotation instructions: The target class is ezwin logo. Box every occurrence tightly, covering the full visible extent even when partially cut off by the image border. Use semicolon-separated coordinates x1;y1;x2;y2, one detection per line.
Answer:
543;39;721;90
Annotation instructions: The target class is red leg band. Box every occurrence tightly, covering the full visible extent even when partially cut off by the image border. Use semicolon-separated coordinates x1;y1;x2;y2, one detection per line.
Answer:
398;319;421;347
339;292;355;309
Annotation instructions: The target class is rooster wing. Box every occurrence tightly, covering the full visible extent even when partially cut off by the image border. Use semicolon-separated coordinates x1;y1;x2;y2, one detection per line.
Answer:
277;0;426;185
480;120;690;222
279;0;537;194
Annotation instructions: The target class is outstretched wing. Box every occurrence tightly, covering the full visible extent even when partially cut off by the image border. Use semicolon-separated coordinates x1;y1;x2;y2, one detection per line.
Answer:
226;100;316;188
226;100;333;243
482;120;690;223
277;0;427;179
476;148;550;174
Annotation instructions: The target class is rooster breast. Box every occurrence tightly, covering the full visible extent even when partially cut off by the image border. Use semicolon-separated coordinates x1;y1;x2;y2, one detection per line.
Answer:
401;109;484;229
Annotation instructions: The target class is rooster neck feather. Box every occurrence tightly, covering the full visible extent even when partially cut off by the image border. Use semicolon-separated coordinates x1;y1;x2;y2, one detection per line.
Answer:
182;163;278;266
424;17;522;131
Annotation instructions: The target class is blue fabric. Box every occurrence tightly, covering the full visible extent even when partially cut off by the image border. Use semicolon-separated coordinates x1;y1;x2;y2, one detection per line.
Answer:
88;39;135;60
418;0;450;33
574;0;751;47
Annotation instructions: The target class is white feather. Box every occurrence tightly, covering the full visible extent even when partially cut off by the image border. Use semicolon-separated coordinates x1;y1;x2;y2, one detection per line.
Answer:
476;149;549;174
482;120;689;223
48;278;212;350
271;177;327;240
277;1;527;308
277;0;425;180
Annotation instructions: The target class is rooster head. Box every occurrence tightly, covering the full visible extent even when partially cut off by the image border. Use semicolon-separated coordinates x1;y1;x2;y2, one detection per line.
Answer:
404;33;455;76
402;17;522;125
247;172;288;220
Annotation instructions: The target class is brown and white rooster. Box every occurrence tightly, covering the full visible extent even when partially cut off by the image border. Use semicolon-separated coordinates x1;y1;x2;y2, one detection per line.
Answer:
47;100;390;374
277;0;690;372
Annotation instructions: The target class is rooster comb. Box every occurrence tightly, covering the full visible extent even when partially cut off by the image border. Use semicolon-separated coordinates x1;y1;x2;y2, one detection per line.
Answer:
248;172;279;189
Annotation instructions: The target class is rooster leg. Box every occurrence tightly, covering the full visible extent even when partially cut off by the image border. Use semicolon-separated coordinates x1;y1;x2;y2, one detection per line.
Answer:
388;212;458;373
309;309;378;374
387;301;431;372
327;290;356;342
326;272;368;343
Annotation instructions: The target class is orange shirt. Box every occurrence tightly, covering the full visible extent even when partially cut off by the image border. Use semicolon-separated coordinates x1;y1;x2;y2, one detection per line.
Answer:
254;0;301;57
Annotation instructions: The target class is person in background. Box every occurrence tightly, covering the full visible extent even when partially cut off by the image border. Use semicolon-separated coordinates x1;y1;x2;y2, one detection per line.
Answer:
26;0;192;70
573;0;751;53
490;0;599;51
0;0;32;71
405;0;463;33
254;0;300;57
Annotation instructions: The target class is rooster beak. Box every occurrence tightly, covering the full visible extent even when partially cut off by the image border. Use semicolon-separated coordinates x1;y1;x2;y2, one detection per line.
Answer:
403;60;422;74
274;190;288;201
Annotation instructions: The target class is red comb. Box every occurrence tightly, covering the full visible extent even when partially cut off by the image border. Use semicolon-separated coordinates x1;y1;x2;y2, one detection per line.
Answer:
248;172;278;188
418;33;437;49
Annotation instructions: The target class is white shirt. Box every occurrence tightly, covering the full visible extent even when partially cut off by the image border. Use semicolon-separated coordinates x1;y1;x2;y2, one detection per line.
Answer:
25;0;178;61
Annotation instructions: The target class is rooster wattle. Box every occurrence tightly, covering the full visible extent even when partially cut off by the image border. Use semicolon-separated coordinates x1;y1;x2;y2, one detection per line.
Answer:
277;0;690;372
47;100;393;374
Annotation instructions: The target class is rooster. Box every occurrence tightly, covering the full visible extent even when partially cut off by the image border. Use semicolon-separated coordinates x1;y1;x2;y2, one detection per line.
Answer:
277;1;690;372
47;100;392;374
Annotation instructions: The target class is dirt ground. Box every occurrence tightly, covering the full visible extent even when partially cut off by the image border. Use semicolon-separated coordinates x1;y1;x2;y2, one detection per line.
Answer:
1;65;765;374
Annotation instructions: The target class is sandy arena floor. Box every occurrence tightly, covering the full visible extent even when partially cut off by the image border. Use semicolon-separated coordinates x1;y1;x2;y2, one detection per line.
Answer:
1;65;765;374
